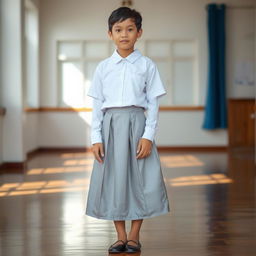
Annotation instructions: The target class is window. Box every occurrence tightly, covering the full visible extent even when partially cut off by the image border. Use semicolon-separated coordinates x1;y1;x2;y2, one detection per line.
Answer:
57;39;198;107
24;1;39;108
145;40;198;105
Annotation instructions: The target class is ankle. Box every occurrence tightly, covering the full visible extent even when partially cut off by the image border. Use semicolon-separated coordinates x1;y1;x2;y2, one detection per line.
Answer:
128;232;139;241
117;232;127;242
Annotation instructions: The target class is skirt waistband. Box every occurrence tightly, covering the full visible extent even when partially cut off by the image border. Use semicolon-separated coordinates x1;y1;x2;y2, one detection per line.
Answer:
105;106;145;113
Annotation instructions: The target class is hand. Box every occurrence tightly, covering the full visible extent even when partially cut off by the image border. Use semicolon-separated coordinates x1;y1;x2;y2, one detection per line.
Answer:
136;138;153;159
92;143;104;164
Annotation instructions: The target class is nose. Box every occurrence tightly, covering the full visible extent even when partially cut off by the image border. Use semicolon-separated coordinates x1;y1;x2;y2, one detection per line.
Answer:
121;30;128;37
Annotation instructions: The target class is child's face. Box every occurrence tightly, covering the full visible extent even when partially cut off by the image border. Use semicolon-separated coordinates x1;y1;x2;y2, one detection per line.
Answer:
108;18;142;51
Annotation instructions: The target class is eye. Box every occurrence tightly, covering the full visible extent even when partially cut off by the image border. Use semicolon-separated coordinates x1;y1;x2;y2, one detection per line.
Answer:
115;29;121;32
128;28;133;31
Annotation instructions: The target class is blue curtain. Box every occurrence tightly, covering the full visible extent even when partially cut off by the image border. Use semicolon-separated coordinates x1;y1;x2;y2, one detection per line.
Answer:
203;3;227;129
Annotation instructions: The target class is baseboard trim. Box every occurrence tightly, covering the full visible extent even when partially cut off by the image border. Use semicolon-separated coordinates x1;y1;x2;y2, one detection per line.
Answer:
24;106;205;112
26;147;90;160
0;162;26;173
29;146;227;154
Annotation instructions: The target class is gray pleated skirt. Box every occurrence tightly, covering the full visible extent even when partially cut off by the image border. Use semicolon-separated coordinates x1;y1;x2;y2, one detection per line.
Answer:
85;106;170;220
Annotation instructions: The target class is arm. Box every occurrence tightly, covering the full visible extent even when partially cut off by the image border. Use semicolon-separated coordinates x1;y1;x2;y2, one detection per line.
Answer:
141;97;159;142
88;64;105;163
90;98;105;164
141;61;167;142
87;63;105;145
137;97;160;159
91;97;104;145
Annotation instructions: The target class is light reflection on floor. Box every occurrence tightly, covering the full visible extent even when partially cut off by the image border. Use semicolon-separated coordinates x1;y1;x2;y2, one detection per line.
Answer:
0;178;89;197
167;173;233;186
27;166;92;175
0;153;233;197
160;155;204;167
0;173;233;197
26;154;205;176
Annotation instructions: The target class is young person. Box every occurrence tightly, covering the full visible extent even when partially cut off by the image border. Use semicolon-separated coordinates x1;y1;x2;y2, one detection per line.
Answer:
86;6;170;254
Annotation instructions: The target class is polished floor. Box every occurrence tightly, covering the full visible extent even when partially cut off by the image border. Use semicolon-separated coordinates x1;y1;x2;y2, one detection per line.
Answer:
0;149;255;256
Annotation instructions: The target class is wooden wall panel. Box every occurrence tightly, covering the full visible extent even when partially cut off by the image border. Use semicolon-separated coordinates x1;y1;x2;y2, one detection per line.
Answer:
228;99;255;148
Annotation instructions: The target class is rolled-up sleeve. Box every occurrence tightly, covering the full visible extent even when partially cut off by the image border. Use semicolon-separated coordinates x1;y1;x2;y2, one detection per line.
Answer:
141;61;167;142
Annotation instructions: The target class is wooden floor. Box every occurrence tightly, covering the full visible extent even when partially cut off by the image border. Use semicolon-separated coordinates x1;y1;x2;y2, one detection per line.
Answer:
0;149;255;256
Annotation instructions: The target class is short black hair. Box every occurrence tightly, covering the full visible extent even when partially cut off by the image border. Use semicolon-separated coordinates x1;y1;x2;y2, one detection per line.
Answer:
108;7;142;32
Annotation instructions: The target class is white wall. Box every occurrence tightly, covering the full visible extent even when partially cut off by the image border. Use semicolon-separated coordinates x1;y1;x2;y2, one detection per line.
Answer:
24;113;38;153
0;0;25;161
158;111;228;146
38;112;92;147
34;111;227;148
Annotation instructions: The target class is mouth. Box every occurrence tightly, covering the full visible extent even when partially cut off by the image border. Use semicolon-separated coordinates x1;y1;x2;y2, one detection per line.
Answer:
120;40;129;43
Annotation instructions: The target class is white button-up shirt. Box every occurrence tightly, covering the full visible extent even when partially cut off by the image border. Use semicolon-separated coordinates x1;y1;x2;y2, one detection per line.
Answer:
87;48;167;145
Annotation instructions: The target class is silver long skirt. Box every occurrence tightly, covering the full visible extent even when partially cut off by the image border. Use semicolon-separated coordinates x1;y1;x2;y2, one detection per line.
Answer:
85;106;170;220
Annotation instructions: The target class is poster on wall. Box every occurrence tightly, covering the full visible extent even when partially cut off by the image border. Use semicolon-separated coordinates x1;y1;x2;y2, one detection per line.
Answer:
234;61;255;86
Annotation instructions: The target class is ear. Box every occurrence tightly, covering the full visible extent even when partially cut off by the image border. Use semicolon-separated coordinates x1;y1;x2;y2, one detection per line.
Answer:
137;28;143;38
108;30;113;40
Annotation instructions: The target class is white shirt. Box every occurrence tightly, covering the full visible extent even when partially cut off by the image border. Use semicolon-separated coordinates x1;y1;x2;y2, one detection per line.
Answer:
87;48;167;145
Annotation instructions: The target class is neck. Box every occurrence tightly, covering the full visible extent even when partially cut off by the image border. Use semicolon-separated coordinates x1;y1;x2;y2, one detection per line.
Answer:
117;48;135;58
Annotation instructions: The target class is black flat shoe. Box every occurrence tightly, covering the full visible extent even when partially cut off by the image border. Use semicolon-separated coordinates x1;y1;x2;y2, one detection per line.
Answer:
108;240;127;254
125;240;142;253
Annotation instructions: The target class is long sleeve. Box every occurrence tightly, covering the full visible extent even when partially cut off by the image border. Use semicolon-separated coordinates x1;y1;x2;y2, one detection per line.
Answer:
91;98;104;145
141;61;167;142
141;97;160;142
87;62;105;145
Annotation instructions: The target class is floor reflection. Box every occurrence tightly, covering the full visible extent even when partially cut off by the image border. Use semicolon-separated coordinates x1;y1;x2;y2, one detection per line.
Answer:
0;150;255;256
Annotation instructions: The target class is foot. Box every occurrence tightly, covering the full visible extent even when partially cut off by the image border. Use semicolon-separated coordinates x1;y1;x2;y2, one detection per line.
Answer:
108;240;127;254
126;239;139;246
127;234;139;246
126;239;141;253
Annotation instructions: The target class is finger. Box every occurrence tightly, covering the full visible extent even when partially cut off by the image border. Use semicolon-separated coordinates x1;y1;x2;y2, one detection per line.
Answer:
144;150;151;158
145;151;150;157
99;144;105;158
95;149;103;164
137;141;142;154
137;142;148;158
137;149;146;159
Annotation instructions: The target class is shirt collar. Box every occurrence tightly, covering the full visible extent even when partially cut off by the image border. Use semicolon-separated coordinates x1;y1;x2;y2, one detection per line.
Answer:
111;48;142;64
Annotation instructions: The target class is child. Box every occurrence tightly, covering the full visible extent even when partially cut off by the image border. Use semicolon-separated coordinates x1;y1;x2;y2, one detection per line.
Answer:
85;6;170;254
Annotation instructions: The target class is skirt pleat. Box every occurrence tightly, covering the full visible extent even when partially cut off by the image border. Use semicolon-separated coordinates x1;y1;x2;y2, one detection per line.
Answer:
86;106;170;220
